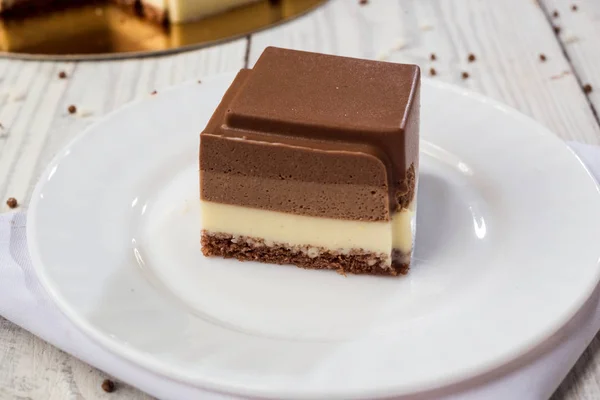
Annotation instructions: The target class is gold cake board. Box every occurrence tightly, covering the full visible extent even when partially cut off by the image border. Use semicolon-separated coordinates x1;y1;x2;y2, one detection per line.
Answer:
0;0;328;61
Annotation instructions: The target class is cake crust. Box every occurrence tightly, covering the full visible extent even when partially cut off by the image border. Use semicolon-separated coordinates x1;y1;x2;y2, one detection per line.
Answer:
202;232;410;276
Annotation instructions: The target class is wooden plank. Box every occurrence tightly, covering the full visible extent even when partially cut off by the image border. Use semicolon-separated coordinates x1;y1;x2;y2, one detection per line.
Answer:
0;317;153;400
539;0;600;129
249;0;600;146
0;39;247;210
0;40;247;400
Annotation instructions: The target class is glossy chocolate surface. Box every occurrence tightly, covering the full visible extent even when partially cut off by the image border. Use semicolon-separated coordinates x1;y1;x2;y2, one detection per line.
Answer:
201;47;420;221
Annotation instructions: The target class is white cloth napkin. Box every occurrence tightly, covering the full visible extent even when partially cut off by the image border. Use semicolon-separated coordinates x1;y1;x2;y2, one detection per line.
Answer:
1;142;600;400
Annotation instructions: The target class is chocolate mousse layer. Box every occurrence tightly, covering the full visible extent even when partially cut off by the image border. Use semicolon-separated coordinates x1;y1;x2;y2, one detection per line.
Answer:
200;48;420;221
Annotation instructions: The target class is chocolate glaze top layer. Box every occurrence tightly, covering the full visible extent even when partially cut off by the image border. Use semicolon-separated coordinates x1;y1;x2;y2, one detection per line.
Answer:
201;47;420;220
229;47;419;143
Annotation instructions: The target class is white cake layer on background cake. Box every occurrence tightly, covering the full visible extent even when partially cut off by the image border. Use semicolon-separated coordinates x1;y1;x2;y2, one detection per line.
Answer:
142;0;166;10
167;0;259;23
201;200;414;258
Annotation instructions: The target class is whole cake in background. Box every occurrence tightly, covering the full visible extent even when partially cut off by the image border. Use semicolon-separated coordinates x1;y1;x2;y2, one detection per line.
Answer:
200;47;420;276
0;0;261;23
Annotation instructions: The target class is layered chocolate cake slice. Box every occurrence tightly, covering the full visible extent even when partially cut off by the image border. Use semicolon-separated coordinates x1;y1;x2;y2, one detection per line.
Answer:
200;47;420;276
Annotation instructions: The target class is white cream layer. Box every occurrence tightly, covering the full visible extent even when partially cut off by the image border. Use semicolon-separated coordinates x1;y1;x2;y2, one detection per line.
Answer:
201;201;414;256
142;0;166;11
167;0;260;23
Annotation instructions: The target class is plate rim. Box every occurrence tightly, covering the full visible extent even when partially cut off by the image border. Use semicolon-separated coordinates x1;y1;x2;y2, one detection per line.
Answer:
26;74;600;399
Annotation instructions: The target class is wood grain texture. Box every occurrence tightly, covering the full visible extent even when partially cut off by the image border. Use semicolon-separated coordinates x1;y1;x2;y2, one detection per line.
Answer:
0;39;246;211
249;0;600;145
0;318;153;400
552;336;600;400
0;40;246;400
540;0;600;127
1;0;600;398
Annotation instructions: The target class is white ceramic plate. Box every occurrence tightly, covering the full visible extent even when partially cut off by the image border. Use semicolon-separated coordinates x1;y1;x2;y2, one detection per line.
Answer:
28;73;600;399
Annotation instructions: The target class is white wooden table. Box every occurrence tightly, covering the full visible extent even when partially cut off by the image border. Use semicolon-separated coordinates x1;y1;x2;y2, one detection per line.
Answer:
1;0;599;398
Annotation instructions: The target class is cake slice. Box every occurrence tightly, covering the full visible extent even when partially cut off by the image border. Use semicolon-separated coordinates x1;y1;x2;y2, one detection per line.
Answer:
200;47;420;276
